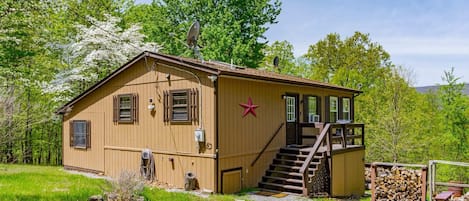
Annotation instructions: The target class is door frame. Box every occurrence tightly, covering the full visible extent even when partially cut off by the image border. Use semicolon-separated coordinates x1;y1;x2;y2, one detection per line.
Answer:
284;93;300;145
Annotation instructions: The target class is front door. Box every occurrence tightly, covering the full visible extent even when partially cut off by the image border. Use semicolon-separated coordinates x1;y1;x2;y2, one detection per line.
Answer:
285;94;299;145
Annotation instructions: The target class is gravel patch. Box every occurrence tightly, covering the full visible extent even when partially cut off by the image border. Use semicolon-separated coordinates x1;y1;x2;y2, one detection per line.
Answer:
63;169;112;181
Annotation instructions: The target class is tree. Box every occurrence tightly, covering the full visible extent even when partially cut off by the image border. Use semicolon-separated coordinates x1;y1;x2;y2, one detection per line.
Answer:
46;14;160;101
439;68;469;163
261;40;295;74
303;32;392;91
300;32;435;163
123;0;281;67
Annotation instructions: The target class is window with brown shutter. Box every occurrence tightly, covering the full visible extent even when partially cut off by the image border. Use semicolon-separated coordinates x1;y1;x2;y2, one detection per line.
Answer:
70;120;91;149
163;89;198;123
113;94;139;123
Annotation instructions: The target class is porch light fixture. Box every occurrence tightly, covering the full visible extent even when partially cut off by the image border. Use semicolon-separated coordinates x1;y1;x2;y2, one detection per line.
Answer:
165;73;171;80
281;94;287;99
148;98;155;111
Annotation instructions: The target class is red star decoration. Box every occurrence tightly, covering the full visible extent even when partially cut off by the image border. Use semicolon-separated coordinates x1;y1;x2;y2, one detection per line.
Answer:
240;97;259;117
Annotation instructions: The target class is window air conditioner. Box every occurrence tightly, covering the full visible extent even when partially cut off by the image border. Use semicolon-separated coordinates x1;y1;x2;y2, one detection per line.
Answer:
308;114;320;123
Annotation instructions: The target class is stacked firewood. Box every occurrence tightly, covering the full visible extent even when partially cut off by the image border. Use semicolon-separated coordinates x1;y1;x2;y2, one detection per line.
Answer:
374;166;423;201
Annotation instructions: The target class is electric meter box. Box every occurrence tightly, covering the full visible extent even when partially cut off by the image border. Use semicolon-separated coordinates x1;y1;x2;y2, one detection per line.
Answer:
194;129;205;142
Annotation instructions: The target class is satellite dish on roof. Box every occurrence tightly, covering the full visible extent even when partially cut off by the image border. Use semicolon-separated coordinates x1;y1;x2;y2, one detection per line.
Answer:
186;21;203;61
187;21;200;48
273;56;279;68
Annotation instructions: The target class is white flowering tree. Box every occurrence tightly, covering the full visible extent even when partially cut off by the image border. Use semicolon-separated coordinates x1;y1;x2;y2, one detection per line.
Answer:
47;14;160;101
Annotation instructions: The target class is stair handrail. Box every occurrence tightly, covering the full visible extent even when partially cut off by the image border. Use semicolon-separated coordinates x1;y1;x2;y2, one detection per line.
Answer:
251;122;285;167
300;123;331;196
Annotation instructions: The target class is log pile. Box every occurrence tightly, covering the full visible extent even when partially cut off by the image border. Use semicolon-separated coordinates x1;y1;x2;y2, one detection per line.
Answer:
374;166;423;201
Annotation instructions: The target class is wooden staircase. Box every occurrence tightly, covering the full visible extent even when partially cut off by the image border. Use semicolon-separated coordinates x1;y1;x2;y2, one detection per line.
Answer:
258;146;328;195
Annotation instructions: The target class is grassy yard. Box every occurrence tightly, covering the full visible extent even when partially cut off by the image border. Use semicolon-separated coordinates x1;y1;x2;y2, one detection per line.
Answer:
0;164;250;201
0;164;109;201
0;164;369;201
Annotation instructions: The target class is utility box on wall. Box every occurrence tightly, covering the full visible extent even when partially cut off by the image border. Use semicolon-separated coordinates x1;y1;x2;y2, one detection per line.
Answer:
194;129;205;142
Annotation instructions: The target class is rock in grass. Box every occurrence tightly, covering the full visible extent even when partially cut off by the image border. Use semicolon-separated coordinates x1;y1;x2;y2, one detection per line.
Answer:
88;195;103;201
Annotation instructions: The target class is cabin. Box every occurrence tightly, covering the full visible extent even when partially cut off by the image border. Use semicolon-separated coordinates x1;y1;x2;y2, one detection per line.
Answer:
57;51;365;197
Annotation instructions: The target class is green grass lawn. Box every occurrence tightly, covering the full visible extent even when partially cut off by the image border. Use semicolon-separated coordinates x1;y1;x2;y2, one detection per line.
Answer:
0;164;369;201
0;164;109;201
0;164;250;201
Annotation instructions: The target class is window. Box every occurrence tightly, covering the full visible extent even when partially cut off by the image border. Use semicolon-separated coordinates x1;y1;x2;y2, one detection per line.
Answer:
286;96;296;122
164;89;198;123
113;94;138;123
69;120;90;148
303;95;321;123
330;96;338;122
172;90;190;121
342;98;351;120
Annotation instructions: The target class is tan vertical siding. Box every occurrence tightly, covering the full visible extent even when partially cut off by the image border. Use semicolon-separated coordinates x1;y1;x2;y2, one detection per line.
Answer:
217;76;355;191
63;58;216;191
63;112;105;172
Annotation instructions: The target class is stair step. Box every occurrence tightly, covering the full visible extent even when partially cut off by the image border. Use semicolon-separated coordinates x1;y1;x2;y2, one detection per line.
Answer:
271;164;317;172
267;169;302;177
277;153;307;158
277;153;324;159
263;176;303;184
259;182;304;191
273;158;321;166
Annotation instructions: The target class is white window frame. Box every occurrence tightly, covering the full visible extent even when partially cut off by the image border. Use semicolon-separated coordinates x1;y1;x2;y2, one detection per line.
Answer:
286;96;296;122
330;96;338;122
342;97;351;121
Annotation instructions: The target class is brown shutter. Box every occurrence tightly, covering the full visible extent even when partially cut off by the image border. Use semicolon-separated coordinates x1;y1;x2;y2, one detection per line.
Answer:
187;89;191;121
302;95;308;123
86;120;91;148
133;94;139;122
338;97;343;120
351;97;355;122
69;121;74;147
195;88;199;122
317;96;322;122
113;96;118;122
325;96;330;123
169;91;173;121
164;91;168;122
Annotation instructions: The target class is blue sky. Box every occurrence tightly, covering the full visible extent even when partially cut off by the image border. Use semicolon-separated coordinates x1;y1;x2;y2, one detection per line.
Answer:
136;0;469;86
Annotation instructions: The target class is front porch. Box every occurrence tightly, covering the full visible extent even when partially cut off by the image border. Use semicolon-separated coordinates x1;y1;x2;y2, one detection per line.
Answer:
258;123;366;197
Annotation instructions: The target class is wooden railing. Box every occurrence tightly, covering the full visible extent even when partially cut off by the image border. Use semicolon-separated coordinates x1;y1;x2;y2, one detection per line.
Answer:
251;123;285;167
299;122;365;196
300;123;331;196
329;123;365;148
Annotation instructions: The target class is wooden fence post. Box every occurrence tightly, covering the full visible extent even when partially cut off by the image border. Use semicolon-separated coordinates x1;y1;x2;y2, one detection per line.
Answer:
421;166;428;201
371;163;377;201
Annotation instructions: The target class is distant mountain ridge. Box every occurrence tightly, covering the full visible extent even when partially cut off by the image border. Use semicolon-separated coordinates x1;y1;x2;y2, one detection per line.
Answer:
415;83;469;95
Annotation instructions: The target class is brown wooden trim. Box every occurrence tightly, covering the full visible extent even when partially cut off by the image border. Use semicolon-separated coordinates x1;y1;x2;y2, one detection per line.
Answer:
104;145;217;159
112;96;118;122
325;96;330;123
86;120;91;148
133;94;139;123
69;121;74;147
64;165;103;175
331;145;365;155
338;97;343;120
